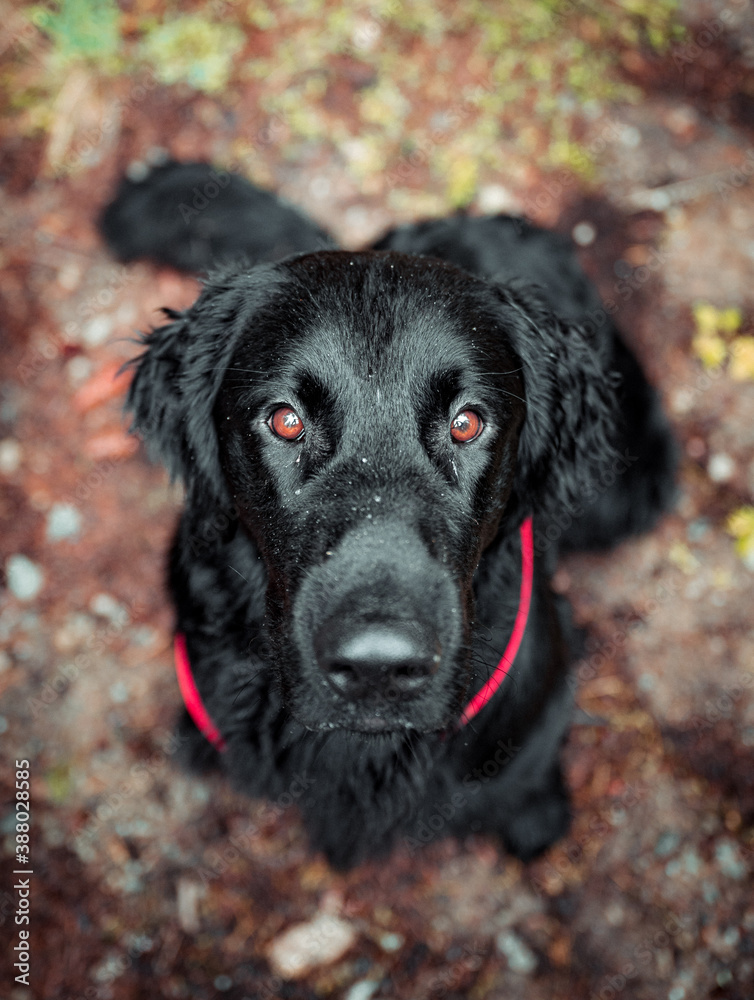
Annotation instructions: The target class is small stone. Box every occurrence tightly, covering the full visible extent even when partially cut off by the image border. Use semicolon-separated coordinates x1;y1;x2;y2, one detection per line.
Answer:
89;593;129;627
0;438;21;474
496;929;537;975
82;314;115;348
648;190;671;212
67;356;93;384
605;902;625;926
476;184;520;215
687;518;710;541
46;503;83;542
715;839;746;880
655;830;681;857
345;981;380;1000
268;913;357;979
572;221;596;246
681;847;703;875
619;125;641;148
707;452;735;483
176;878;202;934
6;555;44;601
109;681;129;704
379;932;403;952
702;881;720;904
213;975;233;992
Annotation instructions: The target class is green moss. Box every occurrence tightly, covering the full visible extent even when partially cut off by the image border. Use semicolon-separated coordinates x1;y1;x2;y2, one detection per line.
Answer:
32;0;120;62
140;15;245;93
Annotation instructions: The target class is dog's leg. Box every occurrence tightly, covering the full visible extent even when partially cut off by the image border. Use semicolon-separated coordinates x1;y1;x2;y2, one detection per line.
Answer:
456;679;574;861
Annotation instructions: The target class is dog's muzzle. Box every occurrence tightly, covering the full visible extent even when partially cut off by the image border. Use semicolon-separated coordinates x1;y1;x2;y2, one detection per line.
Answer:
290;517;462;728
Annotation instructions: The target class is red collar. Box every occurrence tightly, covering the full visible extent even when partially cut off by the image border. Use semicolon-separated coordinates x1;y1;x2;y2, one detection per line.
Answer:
457;515;533;727
174;515;533;750
174;633;227;752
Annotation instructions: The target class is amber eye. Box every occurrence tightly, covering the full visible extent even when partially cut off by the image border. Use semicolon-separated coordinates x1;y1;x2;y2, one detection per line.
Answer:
268;406;305;441
450;409;483;443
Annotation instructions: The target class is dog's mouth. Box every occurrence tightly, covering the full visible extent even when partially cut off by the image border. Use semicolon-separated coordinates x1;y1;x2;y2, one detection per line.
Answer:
308;704;446;735
312;711;406;734
289;651;463;735
351;715;393;733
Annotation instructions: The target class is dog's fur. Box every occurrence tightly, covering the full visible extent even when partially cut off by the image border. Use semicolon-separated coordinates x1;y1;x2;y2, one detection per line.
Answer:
102;160;676;869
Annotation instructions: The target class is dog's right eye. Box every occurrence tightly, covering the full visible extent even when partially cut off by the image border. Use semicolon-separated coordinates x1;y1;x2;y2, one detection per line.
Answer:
268;406;305;441
450;409;483;443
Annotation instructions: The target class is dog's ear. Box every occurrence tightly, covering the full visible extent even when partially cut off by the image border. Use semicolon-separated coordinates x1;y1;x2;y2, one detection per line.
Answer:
126;266;281;497
493;281;619;519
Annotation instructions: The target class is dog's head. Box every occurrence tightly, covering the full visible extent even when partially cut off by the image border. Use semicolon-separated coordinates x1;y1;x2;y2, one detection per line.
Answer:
128;251;615;733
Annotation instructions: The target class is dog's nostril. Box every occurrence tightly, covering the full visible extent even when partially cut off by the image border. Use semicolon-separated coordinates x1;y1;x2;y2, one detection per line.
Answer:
315;621;440;700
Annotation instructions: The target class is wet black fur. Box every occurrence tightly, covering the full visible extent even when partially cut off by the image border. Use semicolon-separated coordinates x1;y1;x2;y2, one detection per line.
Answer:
102;160;676;869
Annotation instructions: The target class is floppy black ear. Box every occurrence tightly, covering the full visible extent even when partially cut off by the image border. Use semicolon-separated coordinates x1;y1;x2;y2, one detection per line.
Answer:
126;266;282;497
493;281;619;519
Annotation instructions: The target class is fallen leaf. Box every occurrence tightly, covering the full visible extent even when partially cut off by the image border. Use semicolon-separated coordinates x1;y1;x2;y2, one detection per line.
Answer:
74;362;130;413
83;430;139;461
728;336;754;382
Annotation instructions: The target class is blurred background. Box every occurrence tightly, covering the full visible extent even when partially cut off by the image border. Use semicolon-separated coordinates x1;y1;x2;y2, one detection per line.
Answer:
1;1;754;997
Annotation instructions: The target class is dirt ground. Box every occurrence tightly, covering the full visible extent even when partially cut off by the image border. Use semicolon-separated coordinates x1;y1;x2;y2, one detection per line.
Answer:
1;2;754;998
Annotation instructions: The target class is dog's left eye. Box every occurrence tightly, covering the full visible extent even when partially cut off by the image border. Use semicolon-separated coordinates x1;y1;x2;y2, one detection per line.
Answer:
268;406;305;441
450;409;483;443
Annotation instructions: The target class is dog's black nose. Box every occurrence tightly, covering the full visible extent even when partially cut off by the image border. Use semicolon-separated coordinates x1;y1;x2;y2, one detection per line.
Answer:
315;620;440;701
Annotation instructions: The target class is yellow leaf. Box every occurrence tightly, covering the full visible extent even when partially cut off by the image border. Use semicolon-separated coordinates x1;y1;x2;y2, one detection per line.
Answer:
728;337;754;382
692;302;721;338
445;155;478;208
718;307;742;336
692;332;727;370
692;302;742;340
668;541;700;575
726;506;754;563
726;506;754;538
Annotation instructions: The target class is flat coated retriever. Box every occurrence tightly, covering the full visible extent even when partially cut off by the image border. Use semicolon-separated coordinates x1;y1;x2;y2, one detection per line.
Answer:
101;159;676;869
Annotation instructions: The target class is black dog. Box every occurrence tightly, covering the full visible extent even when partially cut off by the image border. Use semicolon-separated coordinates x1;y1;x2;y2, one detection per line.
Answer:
101;160;676;869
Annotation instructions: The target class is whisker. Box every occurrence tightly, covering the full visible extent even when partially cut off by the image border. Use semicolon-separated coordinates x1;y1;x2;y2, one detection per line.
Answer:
477;367;524;376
